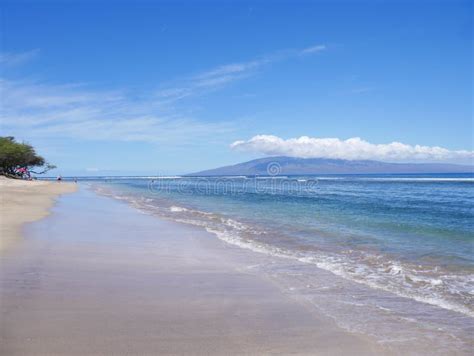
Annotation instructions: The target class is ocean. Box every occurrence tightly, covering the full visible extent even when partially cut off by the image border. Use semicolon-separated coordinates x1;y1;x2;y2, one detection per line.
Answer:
81;173;473;352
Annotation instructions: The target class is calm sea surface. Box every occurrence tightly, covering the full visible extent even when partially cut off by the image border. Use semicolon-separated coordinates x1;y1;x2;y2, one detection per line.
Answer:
75;173;473;352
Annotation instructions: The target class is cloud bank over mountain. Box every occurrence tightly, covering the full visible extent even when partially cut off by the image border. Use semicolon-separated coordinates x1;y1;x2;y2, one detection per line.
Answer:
231;135;473;164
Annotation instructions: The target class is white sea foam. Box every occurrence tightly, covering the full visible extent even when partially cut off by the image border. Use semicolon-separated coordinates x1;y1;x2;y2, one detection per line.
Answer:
101;176;159;180
97;185;474;318
182;217;474;318
220;176;248;179
293;177;473;182
357;178;474;182
170;206;188;212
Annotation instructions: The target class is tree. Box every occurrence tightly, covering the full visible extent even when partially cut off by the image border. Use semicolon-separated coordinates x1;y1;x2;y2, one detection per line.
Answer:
0;137;56;178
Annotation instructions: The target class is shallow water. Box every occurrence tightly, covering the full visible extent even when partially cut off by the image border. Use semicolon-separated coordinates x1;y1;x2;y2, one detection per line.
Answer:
82;173;473;352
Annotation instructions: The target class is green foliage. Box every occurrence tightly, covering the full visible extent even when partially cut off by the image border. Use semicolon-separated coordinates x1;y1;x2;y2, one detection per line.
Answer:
0;136;56;176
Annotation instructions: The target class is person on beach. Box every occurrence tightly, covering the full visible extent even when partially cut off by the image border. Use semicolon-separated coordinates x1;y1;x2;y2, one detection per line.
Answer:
15;167;31;180
57;175;62;182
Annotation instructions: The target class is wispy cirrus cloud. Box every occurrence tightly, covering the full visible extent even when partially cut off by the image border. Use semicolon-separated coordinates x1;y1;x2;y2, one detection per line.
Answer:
153;61;262;103
231;135;474;164
0;79;233;144
153;43;326;102
194;61;263;80
300;44;326;55
0;49;40;66
1;44;326;144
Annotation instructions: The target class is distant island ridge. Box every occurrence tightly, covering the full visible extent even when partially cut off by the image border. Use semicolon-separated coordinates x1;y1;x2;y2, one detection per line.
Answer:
188;156;474;176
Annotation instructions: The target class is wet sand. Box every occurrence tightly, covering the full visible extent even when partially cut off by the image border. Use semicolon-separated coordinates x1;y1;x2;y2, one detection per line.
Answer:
0;187;386;355
0;177;76;252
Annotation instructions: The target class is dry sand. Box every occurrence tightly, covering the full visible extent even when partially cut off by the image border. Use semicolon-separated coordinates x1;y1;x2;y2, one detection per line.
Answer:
0;186;387;355
0;177;77;252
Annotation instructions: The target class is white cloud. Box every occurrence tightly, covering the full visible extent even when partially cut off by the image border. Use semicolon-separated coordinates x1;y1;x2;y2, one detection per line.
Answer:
154;43;326;102
194;61;262;80
152;59;264;102
231;135;474;164
1;44;327;144
0;79;233;144
300;45;326;55
0;49;39;66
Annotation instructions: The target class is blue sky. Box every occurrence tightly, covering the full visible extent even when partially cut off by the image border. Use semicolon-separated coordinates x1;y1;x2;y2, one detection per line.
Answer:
1;0;472;175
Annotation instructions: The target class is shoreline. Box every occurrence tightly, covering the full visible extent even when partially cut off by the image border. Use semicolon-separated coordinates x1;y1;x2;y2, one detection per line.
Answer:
0;177;77;253
0;186;386;355
93;182;474;354
1;184;472;354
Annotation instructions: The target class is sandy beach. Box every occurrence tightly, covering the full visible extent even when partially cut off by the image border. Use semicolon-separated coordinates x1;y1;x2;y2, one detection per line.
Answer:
2;0;471;354
0;177;77;252
0;186;387;355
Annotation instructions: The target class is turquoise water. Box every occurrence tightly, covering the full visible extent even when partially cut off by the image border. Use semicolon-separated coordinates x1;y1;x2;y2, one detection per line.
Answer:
86;173;473;318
